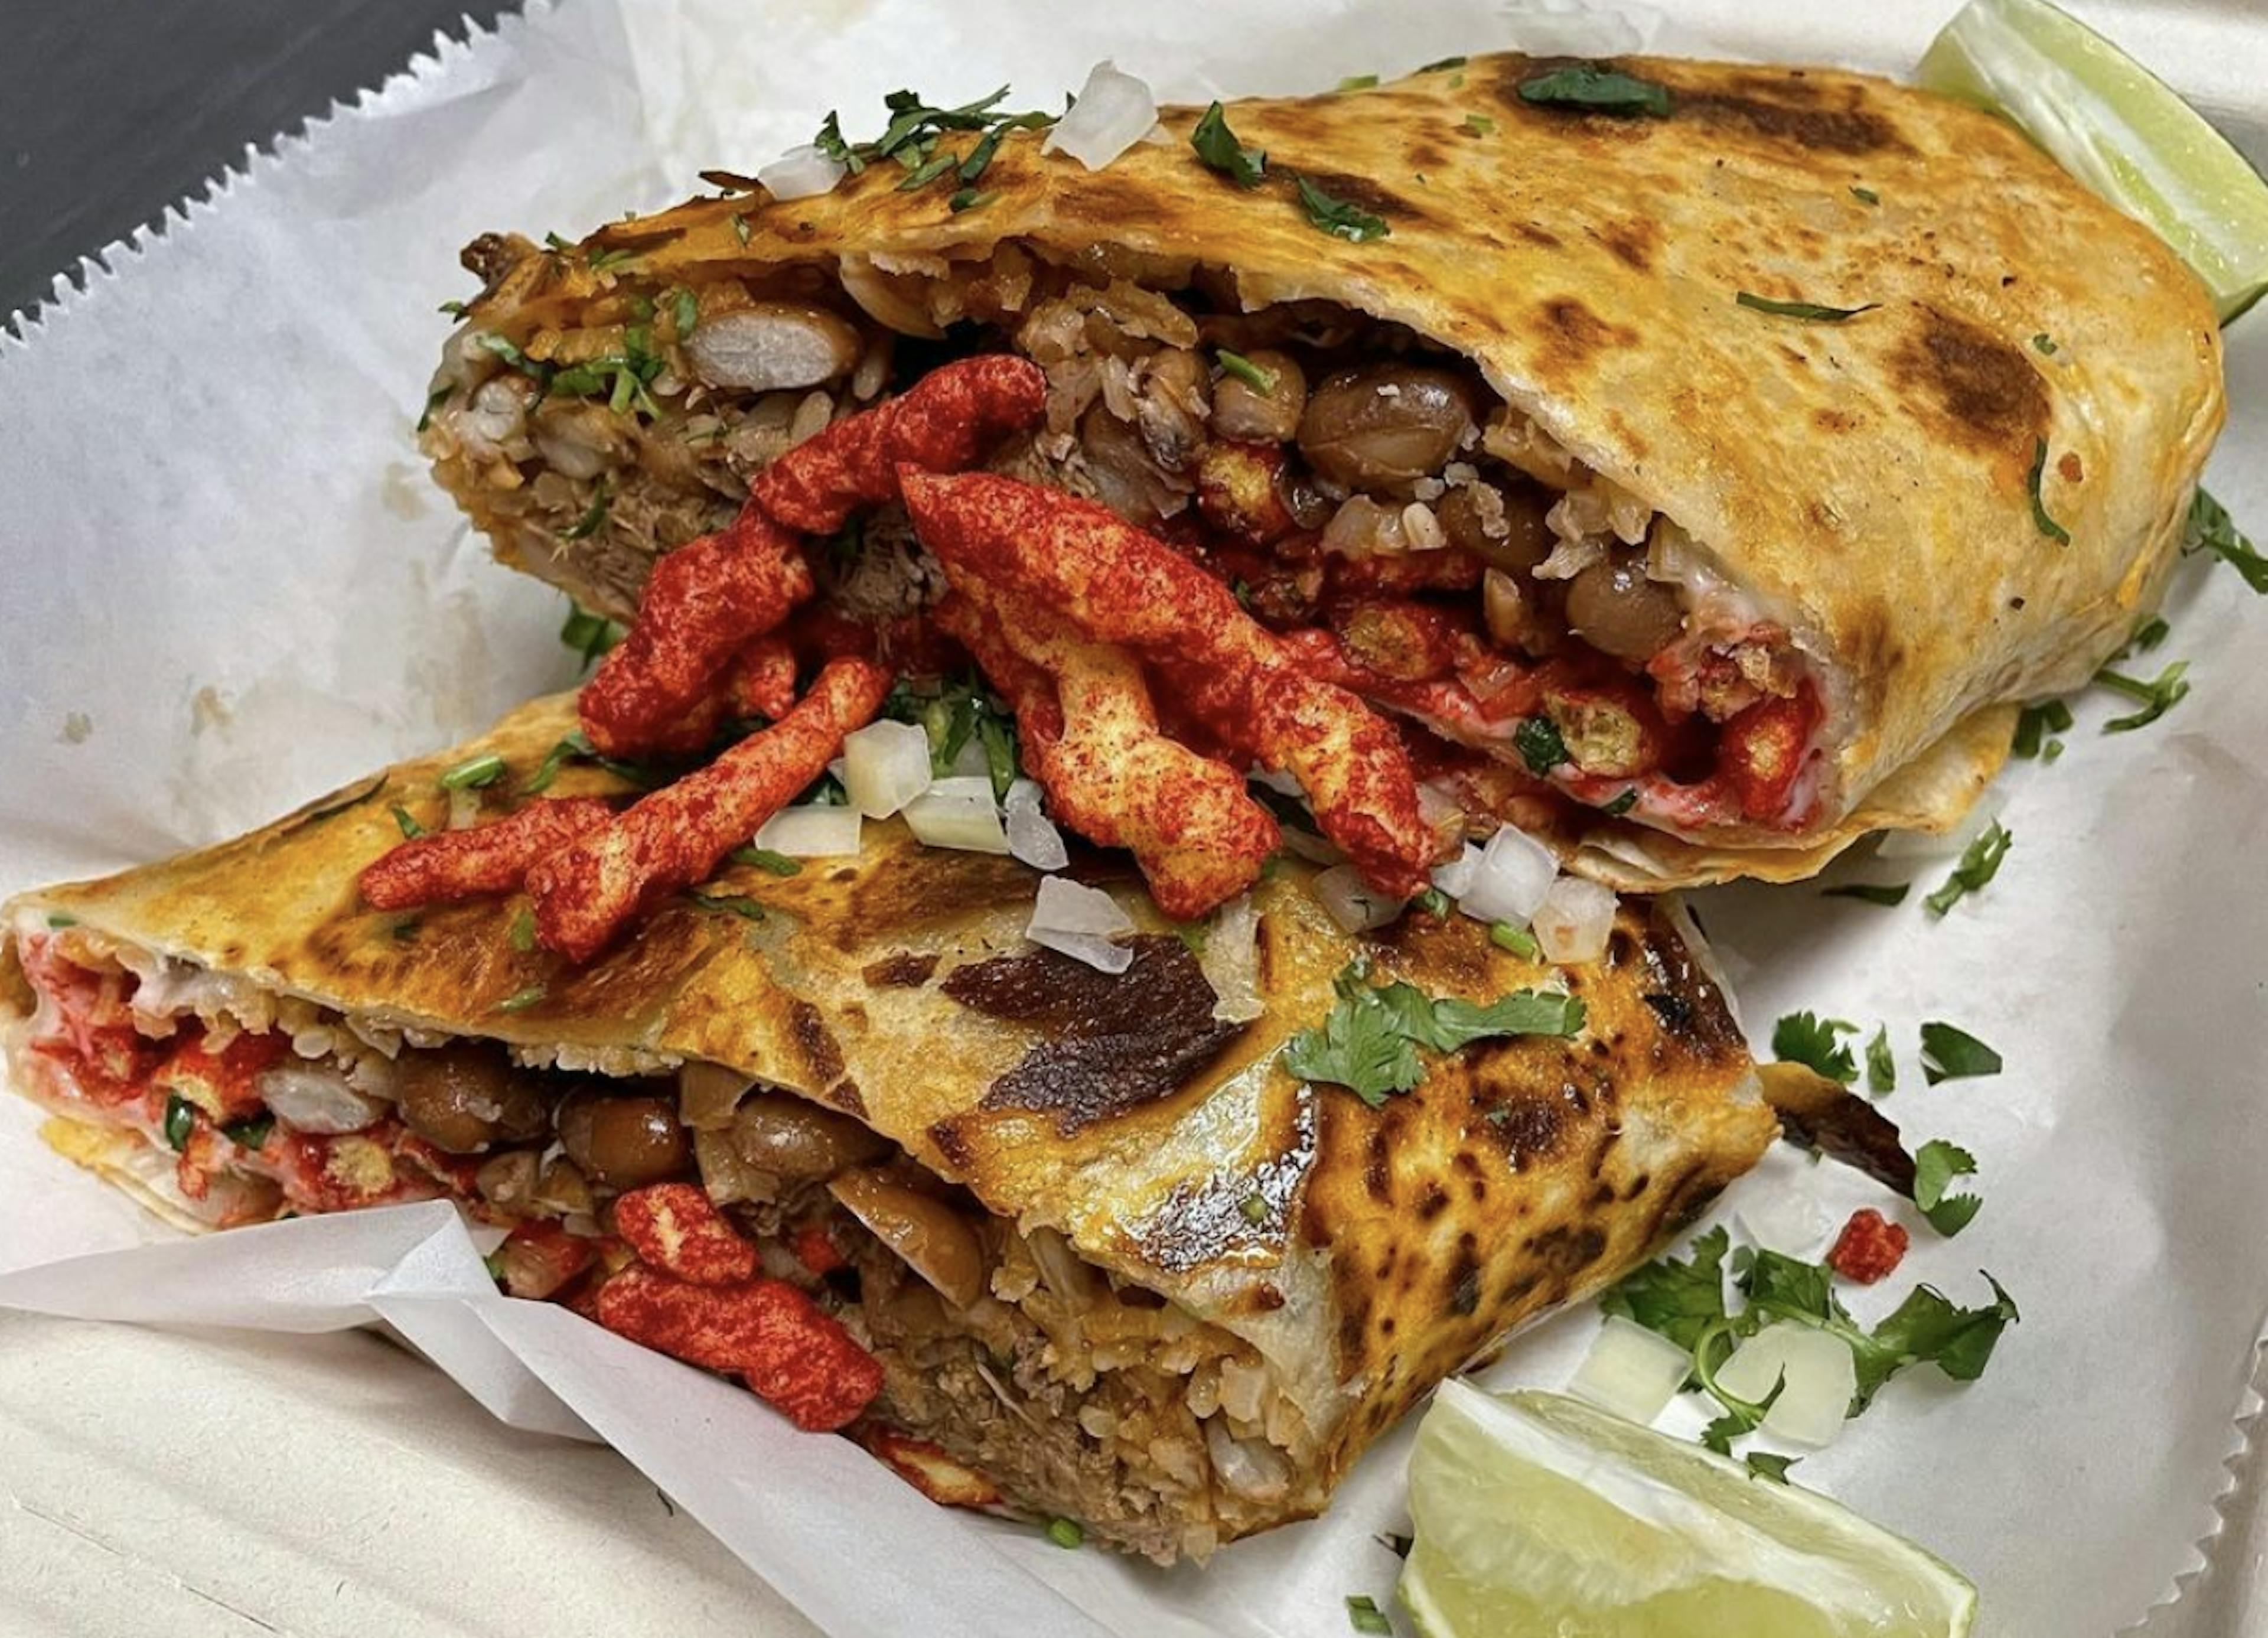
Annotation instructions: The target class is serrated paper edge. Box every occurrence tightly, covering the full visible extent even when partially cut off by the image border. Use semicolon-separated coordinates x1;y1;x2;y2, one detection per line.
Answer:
2123;1318;2268;1633
0;5;549;350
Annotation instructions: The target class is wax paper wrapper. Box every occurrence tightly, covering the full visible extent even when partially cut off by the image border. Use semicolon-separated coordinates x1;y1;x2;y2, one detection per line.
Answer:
2;1;2265;1634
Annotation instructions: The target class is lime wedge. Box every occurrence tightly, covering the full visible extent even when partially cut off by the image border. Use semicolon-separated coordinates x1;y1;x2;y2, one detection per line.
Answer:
1398;1383;1977;1638
1917;0;2268;323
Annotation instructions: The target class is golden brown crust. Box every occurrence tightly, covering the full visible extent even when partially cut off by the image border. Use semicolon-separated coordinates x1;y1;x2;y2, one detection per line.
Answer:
8;692;1772;1496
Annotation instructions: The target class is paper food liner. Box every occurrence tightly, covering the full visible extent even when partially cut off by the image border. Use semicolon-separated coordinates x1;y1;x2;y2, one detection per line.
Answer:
3;2;2264;1633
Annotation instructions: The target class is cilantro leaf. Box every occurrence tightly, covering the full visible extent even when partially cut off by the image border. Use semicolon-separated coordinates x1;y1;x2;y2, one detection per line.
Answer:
438;753;507;793
2184;487;2266;593
729;846;803;877
1919;1022;2001;1084
2027;437;2072;545
2094;659;2191;732
1293;174;1391;242
1850;186;1881;206
1345;1594;1393;1635
1284;965;1583;1105
1514;715;1567;774
1861;1276;2018;1403
1190;102;1267;188
1746;1452;1798;1484
1772;1011;1859;1083
1598;1225;1731;1354
1822;881;1909;907
2010;699;2073;758
1923;820;2012;917
1914;1139;1983;1236
1736;292;1878;323
1865;1025;1896;1096
1517;62;1673;116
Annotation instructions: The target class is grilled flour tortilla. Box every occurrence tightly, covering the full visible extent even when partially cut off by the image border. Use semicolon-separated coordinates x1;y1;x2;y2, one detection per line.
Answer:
421;51;2223;888
2;694;1771;1561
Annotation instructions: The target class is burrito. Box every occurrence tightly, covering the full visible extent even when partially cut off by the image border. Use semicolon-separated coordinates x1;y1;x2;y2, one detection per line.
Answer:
418;51;2224;890
1;694;1773;1561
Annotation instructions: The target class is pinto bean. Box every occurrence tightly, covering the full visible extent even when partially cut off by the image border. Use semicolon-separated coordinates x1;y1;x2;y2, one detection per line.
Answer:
1296;364;1474;491
828;1168;987;1310
557;1087;692;1191
1212;349;1307;443
728;1094;889;1182
395;1044;550;1155
1565;549;1686;660
1438;480;1553;576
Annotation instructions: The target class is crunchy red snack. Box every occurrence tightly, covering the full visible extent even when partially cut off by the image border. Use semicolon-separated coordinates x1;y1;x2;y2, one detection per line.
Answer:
1828;1207;1911;1285
155;1028;288;1122
530;656;891;962
492;1219;599;1301
945;578;1279;919
902;471;1435;898
1331;598;1465;685
727;634;801;723
359;796;614;911
750;355;1047;534
792;1222;846;1278
614;1182;760;1286
1539;667;1671;781
861;1428;1003;1509
595;1264;884;1431
1721;685;1823;822
578;514;816;758
1194;439;1297;545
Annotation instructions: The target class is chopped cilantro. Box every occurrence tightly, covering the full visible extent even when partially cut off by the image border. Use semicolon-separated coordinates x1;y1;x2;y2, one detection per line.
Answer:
221;1113;275;1151
162;1093;197;1152
2184;488;2266;592
1419;54;1468;71
1771;1011;1859;1083
684;890;767;922
2010;699;2074;758
1415;886;1451;919
947;187;996;214
415;383;452;433
1293;174;1391;242
813;110;863;174
391;805;428;839
1337;74;1380;91
1464;112;1497;135
2026;438;2072;545
1923;820;2012;917
1601;787;1639;816
473;331;548;386
562;482;613;543
1490;921;1541;960
1238;1192;1269;1226
1746;1452;1799;1484
1736;291;1879;323
1345;1594;1393;1634
1044;1517;1084;1549
1919;1022;2002;1085
1513;715;1568;774
672;287;699;338
438;753;507;793
1517;62;1673;117
2125;615;2171;655
437;299;469;318
730;212;751;246
896;149;957;190
1191;101;1267;187
588;246;637;274
496;984;548;1014
305;773;388;823
1914;1139;1983;1236
44;913;77;929
1822;881;1909;907
730;846;803;877
1865;1025;1896;1096
389;916;422;943
509;908;537;953
2095;660;2191;732
1283;959;1583;1105
1850;185;1880;206
1216;349;1277;392
2031;331;2060;356
1599;1224;1733;1353
559;601;624;674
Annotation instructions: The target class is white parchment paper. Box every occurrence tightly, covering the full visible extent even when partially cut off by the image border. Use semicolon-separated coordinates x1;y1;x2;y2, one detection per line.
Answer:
2;2;2264;1633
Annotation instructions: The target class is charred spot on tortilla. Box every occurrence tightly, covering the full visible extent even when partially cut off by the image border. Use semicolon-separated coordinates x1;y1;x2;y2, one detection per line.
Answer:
1535;297;1640;373
1894;306;2052;456
825;1077;869;1119
839;846;1031;948
788;998;847;1085
1594;216;1660;272
1480;1083;1579;1170
947;937;1244;1134
1279;167;1407;222
1676;74;1908;158
862;951;941;988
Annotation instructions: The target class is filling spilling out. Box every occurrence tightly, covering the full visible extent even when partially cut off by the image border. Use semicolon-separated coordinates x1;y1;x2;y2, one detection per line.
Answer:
427;237;1828;839
8;924;1311;1562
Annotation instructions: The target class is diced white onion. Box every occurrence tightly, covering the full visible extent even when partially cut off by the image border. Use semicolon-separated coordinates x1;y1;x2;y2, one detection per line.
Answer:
1028;877;1135;974
447;787;481;831
1533;875;1618;965
759;144;848;202
1432;842;1482;901
947;735;993;779
753;804;863;858
1281;828;1346;866
841;720;934;819
1043;61;1159;171
1568;1315;1695;1425
1314;865;1403;934
903;791;1009;854
1456;827;1558;926
1005;780;1070;871
1736;1191;1833;1258
923;775;998;803
1201;895;1264;1024
1714;1322;1858;1450
253;1066;383;1135
1250;768;1305;799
